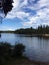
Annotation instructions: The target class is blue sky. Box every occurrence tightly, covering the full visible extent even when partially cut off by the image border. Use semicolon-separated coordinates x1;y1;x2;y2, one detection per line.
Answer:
0;0;49;30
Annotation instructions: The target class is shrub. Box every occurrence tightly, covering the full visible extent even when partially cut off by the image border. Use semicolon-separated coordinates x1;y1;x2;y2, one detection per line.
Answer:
0;42;12;57
0;42;12;65
13;44;25;57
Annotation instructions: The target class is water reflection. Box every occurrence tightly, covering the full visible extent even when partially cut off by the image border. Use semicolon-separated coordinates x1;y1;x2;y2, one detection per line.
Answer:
0;33;49;62
0;33;1;38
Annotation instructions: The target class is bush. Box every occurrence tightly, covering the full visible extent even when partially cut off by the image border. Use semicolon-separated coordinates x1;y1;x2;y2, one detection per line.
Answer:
0;42;12;57
13;44;25;57
0;42;26;65
0;42;12;65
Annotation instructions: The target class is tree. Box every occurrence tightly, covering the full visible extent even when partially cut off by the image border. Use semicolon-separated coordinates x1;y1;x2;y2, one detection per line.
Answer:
3;0;13;15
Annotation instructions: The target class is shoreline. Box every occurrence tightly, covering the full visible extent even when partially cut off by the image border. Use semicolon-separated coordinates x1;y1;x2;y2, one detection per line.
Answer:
1;32;49;37
6;56;49;65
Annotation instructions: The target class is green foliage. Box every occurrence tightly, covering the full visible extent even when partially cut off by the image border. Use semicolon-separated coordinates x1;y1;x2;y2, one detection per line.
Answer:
1;25;49;34
37;25;49;34
0;42;12;65
3;0;13;15
0;42;11;57
0;42;25;65
15;25;49;34
13;44;25;57
15;27;36;34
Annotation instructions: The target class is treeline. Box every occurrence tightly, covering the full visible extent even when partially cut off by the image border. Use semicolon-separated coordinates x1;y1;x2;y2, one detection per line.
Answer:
15;25;49;34
0;31;14;33
0;42;25;65
15;27;36;34
0;25;49;34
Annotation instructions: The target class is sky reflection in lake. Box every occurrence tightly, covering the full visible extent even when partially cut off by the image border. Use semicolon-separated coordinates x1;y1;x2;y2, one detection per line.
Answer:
0;33;49;62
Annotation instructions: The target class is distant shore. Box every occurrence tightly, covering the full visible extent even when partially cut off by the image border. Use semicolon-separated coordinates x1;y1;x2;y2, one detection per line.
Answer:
0;32;49;37
0;25;49;37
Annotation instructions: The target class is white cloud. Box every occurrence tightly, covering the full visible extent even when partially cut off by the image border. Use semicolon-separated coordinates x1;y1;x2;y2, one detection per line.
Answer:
13;0;20;8
5;0;49;27
6;0;30;19
28;0;49;10
20;0;28;7
22;0;49;27
16;11;29;20
23;16;38;26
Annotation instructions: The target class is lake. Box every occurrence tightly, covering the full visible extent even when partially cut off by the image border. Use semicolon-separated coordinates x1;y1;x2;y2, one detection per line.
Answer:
0;33;49;62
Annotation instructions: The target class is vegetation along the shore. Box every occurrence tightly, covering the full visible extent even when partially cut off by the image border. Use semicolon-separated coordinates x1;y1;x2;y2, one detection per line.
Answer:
1;25;49;35
0;42;49;65
0;42;25;65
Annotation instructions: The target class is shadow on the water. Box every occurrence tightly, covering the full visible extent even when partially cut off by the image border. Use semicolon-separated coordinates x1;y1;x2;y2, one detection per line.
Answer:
38;36;49;40
0;33;1;38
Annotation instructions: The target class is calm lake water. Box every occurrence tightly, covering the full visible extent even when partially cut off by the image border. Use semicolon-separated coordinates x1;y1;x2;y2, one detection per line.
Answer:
0;33;49;62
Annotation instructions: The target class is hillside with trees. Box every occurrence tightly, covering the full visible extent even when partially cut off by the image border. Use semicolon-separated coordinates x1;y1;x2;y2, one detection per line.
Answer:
14;25;49;35
0;25;49;37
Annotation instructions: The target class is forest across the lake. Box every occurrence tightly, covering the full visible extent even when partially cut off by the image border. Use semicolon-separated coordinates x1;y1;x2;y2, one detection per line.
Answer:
0;25;49;37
